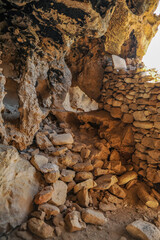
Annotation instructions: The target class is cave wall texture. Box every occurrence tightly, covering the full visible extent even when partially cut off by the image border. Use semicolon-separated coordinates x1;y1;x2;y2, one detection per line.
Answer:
0;0;160;149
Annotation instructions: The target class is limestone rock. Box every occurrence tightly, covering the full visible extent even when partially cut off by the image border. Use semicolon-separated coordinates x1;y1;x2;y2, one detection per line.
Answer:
73;162;93;172
109;184;126;199
36;132;52;150
112;55;127;70
82;209;107;225
38;203;60;219
0;145;40;235
126;219;160;240
133;111;147;121
40;163;59;174
30;155;48;171
28;218;54;239
75;172;93;181
34;186;54;205
118;171;138;185
74;179;97;193
65;211;86;233
50;133;74;146
50;180;67;206
60;169;75;182
95;174;118;190
77;188;89;207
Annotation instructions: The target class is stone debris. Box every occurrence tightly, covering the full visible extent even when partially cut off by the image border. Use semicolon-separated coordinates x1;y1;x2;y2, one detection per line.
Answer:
34;186;54;204
28;218;54;239
126;219;160;240
82;209;107;225
50;133;74;145
50;180;67;206
38;203;60;219
65;211;86;232
30;155;48;171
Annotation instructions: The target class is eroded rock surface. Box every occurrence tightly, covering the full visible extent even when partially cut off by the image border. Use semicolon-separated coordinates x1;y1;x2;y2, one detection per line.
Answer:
0;144;40;235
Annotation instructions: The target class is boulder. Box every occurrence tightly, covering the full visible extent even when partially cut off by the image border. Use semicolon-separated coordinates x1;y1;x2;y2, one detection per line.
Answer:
126;219;160;240
0;145;40;235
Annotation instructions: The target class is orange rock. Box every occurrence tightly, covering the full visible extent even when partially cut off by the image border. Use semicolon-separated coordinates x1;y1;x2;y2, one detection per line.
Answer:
34;186;54;205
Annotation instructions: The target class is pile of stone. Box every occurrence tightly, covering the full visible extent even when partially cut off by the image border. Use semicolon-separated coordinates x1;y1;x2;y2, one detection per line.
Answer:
100;56;160;194
17;114;159;238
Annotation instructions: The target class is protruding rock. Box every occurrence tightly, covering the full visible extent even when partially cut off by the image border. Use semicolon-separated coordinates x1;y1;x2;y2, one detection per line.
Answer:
34;186;54;204
126;219;160;240
50;180;67;206
82;209;107;225
28;218;54;239
65;211;86;232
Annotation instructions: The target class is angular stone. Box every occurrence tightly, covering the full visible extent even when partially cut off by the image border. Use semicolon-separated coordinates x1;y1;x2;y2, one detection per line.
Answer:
94;168;110;176
50;181;67;206
82;209;107;225
36;132;53;150
74;179;97;193
30;155;48;171
40;163;59;174
75;172;93;181
118;171;138;185
52;147;68;156
44;169;60;183
95;174;118;190
0;145;40;235
154;122;160;129
38;203;60;219
81;147;91;159
126;219;160;240
28;218;54;239
59;151;78;167
34;186;54;204
133;111;147;121
77;188;89;207
60;169;75;182
65;211;86;232
50;133;74;145
109;184;126;199
112;55;127;70
73;162;93;172
31;211;46;220
67;181;76;193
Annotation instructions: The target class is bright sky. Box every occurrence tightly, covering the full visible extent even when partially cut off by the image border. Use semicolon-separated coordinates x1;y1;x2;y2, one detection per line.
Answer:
143;2;160;71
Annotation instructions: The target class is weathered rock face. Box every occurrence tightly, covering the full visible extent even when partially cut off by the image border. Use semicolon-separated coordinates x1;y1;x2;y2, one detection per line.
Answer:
0;144;40;235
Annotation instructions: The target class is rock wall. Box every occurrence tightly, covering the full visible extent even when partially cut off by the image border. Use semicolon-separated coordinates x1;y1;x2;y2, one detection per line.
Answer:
100;59;160;188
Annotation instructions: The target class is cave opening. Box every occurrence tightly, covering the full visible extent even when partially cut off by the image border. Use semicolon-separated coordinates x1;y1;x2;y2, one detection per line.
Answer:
143;2;160;72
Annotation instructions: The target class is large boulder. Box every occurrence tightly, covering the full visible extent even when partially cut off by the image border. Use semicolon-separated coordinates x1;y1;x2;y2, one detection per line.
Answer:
0;144;40;235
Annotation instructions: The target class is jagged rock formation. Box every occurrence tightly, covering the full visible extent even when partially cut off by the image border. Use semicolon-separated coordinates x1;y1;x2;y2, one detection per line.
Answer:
0;0;160;149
